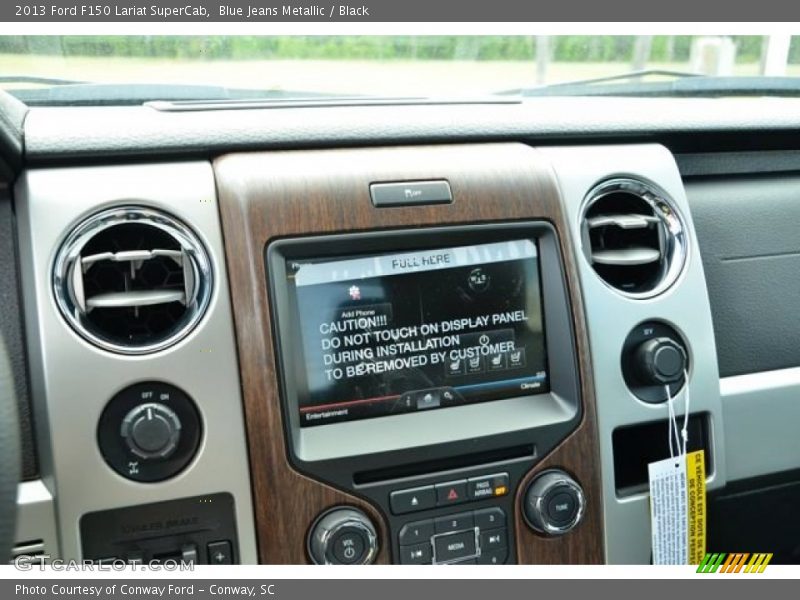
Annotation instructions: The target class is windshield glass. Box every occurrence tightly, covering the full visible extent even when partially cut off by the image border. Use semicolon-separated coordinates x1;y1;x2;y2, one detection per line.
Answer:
2;35;800;104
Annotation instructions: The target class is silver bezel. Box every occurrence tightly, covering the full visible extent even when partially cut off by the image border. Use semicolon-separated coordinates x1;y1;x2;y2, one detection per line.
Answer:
532;475;587;536
310;510;379;565
580;177;688;300
52;206;213;355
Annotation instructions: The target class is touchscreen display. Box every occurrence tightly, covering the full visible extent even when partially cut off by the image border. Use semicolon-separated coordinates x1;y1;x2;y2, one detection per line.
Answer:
289;239;549;427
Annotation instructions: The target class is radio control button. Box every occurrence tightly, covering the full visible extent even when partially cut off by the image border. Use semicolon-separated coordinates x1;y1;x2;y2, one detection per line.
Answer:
398;519;434;545
523;470;585;536
479;528;507;551
332;529;366;564
546;490;578;525
467;472;510;500
433;530;477;563
390;486;436;514
398;542;432;565
308;508;378;565
435;480;467;506
474;507;506;530
434;511;474;534
477;548;509;565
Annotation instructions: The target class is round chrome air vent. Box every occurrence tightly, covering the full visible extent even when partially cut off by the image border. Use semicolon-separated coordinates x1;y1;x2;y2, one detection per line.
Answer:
580;178;687;299
53;207;213;354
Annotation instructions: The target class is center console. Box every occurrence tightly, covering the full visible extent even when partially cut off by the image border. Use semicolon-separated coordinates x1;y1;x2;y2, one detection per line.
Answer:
215;143;604;564
268;225;581;563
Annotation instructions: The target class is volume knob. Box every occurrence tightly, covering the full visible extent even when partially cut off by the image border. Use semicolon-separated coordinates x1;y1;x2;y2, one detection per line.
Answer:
308;508;378;565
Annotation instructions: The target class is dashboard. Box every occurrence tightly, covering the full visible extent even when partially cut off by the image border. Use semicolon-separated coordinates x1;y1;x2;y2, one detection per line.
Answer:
3;95;800;565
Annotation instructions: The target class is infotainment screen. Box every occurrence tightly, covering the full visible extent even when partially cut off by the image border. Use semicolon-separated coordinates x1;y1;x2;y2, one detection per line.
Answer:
287;239;549;427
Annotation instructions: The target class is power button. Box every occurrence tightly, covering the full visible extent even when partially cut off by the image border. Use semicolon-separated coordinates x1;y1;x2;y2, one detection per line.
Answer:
332;529;366;564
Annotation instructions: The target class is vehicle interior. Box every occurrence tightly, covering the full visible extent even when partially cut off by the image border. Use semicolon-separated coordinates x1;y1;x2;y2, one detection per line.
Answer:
1;34;799;566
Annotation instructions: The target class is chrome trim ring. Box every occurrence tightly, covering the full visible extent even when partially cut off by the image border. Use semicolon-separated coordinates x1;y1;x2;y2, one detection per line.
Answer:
52;206;213;355
580;177;689;300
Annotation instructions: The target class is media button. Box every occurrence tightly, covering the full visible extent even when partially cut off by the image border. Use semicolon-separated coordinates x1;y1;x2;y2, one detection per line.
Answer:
435;480;467;506
433;530;477;563
390;486;436;515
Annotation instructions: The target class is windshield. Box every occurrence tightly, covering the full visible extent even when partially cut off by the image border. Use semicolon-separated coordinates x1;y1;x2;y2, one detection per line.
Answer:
2;35;800;105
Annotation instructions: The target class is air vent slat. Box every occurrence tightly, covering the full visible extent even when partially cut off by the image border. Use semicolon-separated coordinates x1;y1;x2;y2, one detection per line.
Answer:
591;247;661;266
82;248;183;269
581;179;687;298
587;214;660;230
86;289;186;310
10;539;46;564
53;207;212;354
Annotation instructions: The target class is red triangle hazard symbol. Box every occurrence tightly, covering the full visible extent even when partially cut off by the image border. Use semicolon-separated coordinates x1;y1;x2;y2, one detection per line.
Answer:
447;488;459;500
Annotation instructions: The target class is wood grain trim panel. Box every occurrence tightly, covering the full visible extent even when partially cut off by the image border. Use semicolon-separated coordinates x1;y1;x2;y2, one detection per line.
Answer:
214;143;603;564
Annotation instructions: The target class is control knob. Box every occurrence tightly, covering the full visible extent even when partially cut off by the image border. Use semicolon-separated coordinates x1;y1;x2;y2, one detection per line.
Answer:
308;508;379;565
523;470;585;535
120;402;182;460
634;337;688;385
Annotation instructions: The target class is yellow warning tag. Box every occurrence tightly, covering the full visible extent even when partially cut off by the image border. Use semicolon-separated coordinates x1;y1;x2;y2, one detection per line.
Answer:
686;449;707;565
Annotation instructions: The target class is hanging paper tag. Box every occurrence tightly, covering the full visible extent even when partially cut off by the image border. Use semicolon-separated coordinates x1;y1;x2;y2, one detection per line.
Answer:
686;450;707;564
649;449;707;565
648;454;688;565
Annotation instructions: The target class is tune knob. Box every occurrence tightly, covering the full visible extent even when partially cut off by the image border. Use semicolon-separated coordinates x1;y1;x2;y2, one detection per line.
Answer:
635;337;687;385
523;470;585;535
308;508;379;565
121;402;182;460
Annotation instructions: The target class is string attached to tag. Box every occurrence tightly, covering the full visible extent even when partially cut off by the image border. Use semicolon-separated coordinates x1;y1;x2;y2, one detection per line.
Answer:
650;370;705;565
665;369;691;458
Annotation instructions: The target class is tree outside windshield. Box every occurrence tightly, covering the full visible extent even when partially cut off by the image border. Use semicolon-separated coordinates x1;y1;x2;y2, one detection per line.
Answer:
2;35;800;97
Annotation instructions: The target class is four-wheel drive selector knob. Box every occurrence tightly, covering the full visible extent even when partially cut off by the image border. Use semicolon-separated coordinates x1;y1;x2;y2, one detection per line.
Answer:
121;402;182;460
308;508;379;565
635;337;688;386
523;470;586;536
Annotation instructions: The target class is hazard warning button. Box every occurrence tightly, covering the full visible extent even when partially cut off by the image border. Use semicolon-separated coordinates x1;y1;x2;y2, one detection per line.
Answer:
435;480;468;507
